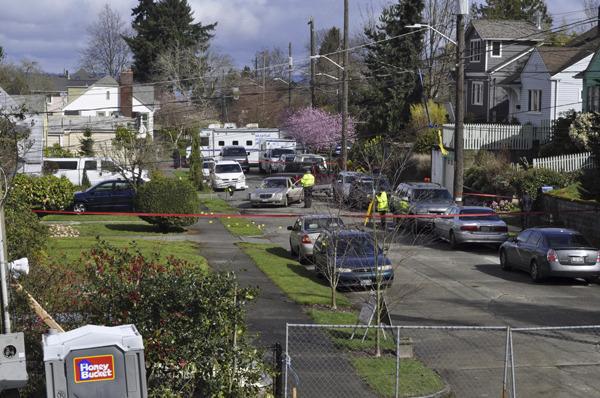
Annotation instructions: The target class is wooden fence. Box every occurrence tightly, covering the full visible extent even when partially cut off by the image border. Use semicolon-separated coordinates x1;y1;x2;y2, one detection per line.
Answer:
442;123;553;150
532;152;597;172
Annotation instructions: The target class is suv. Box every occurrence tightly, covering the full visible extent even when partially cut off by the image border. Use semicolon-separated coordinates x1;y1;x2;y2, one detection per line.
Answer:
220;146;249;172
332;171;364;202
348;175;392;210
392;182;454;228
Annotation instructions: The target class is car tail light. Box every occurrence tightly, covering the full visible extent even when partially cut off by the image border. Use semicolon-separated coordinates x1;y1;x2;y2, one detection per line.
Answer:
596;251;600;263
301;235;312;244
547;249;558;263
460;225;479;231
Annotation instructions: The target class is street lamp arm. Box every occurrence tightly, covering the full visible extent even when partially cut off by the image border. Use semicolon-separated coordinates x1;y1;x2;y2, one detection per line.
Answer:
274;77;290;86
316;73;339;81
406;24;456;45
310;55;345;71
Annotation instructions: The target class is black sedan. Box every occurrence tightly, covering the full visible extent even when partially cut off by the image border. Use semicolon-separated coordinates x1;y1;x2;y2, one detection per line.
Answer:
73;179;136;212
499;228;600;283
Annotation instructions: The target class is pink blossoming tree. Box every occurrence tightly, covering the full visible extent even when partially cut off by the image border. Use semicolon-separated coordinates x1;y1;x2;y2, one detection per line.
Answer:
284;107;355;152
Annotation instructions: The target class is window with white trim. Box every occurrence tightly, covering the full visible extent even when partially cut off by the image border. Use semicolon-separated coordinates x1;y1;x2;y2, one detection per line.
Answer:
588;86;600;112
471;81;483;105
491;41;502;57
528;90;542;112
470;40;481;62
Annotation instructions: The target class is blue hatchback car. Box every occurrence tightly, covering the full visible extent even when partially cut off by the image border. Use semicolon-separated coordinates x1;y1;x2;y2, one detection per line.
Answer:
73;179;136;213
312;230;394;288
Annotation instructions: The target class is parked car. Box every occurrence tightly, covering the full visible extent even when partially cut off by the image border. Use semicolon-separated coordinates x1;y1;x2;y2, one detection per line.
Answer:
273;153;297;173
210;160;247;190
202;160;215;180
73;179;136;213
348;175;392;210
312;230;394;288
433;206;508;248
220;145;250;172
332;171;364;202
248;176;303;207
288;215;345;263
499;228;600;283
261;147;296;173
392;182;455;229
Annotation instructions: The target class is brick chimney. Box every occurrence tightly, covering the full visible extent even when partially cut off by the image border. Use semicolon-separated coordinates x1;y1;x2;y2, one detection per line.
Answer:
119;69;133;117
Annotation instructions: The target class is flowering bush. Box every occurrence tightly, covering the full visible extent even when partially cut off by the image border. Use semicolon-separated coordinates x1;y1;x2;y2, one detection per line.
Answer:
284;107;355;151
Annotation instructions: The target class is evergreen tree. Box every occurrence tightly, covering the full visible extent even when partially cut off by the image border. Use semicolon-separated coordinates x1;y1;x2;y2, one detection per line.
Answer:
125;0;216;82
81;169;91;189
79;128;95;156
362;0;424;138
188;130;203;190
471;0;552;26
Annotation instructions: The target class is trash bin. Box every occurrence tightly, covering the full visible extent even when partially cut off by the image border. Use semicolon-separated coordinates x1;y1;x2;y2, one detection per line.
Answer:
43;324;147;398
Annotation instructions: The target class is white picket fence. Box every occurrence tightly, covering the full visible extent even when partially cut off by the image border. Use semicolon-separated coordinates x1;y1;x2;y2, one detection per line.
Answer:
532;152;597;172
442;123;553;150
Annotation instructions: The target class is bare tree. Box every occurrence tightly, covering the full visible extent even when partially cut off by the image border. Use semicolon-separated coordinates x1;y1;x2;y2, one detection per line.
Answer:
80;4;131;78
422;0;455;100
583;0;600;29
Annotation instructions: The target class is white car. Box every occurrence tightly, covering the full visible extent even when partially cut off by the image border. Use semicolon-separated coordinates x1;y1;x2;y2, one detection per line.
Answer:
202;160;215;181
210;160;247;190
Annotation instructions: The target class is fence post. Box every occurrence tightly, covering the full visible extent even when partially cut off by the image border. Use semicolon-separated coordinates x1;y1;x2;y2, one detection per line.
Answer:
510;327;517;398
502;327;510;398
284;324;289;398
395;327;400;398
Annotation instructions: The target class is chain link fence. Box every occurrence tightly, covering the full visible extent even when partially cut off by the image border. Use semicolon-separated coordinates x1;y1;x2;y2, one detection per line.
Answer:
284;324;600;398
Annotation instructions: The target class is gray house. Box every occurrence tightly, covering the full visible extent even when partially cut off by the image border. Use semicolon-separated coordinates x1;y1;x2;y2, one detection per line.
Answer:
464;20;544;123
0;87;46;175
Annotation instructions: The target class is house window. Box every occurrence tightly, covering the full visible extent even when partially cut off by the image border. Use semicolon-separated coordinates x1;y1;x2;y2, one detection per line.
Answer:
588;86;600;112
106;91;110;100
528;90;542;112
470;40;481;62
491;41;502;57
471;81;483;105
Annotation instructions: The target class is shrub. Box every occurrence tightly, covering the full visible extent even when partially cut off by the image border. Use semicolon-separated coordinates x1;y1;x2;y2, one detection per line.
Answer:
413;129;437;154
75;242;262;396
510;168;575;200
4;200;48;261
135;176;200;230
538;110;580;157
43;143;74;158
409;101;448;154
464;151;514;195
9;174;75;210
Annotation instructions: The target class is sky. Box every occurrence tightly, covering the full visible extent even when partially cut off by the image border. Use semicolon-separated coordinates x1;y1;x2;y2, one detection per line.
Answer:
0;0;591;74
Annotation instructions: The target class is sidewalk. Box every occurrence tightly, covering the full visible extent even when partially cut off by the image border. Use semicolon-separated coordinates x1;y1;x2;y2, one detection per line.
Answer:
190;218;312;348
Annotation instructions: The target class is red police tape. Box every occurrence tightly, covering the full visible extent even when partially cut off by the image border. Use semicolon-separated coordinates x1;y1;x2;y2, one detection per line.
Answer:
32;209;552;219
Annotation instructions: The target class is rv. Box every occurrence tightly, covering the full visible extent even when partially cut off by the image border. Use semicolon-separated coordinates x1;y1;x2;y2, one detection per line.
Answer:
197;125;282;168
258;138;297;173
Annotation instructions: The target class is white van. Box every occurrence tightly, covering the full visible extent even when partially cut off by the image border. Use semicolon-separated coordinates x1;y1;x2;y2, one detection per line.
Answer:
42;157;149;186
259;139;297;173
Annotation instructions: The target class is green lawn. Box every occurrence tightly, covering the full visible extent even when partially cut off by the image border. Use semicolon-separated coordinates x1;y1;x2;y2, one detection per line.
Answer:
46;237;207;270
352;357;445;398
238;243;349;307
173;169;189;180
200;198;263;236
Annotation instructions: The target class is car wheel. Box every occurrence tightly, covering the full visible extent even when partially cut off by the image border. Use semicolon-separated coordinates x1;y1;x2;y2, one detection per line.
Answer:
290;240;297;256
530;260;543;283
73;202;86;213
449;230;459;249
500;250;511;271
584;277;596;285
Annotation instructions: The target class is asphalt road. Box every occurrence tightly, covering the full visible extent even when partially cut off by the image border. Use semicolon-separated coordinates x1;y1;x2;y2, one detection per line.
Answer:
219;170;600;397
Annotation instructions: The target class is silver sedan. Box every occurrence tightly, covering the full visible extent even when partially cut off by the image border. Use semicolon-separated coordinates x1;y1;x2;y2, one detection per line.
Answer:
248;177;303;207
433;206;508;248
288;215;345;264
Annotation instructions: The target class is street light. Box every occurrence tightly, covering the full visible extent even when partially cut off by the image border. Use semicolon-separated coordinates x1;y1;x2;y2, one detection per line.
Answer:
273;77;290;86
405;24;456;45
310;55;345;71
316;73;339;81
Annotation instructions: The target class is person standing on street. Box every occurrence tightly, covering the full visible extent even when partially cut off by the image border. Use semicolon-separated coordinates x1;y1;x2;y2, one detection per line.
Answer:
301;168;315;208
375;188;389;229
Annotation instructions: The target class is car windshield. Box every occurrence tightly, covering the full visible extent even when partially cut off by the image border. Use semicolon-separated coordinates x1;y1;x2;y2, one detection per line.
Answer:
215;164;242;173
547;233;591;248
459;209;500;221
358;180;374;191
282;154;295;161
223;147;247;156
412;189;452;202
261;179;288;188
335;236;380;256
272;148;295;157
344;175;358;184
304;218;344;231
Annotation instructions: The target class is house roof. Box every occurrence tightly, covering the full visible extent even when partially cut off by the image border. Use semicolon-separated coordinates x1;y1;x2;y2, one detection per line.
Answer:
470;20;545;41
133;85;155;109
92;76;119;87
565;26;600;49
537;46;595;74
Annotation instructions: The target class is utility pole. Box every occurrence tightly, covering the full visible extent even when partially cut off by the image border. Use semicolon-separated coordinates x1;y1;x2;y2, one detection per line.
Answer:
262;53;266;124
341;0;349;171
0;206;10;334
309;17;316;108
453;1;467;205
288;42;292;108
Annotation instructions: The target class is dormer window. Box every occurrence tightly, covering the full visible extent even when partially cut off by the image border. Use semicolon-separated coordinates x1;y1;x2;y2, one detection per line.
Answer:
470;40;481;62
491;41;502;58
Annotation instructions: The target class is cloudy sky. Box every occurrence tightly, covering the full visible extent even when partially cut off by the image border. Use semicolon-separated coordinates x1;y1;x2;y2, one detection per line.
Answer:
0;0;590;74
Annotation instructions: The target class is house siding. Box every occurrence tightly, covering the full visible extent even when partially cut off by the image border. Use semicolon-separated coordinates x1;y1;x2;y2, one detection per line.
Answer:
486;41;535;71
550;54;591;119
582;52;600;111
518;51;553;125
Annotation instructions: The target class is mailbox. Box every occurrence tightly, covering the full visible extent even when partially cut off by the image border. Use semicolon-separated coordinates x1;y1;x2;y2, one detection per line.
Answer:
43;324;147;398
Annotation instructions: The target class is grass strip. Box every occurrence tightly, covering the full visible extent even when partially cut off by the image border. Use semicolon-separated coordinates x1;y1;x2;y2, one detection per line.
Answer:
352;357;444;398
42;214;142;222
238;242;350;307
47;237;207;270
200;198;263;236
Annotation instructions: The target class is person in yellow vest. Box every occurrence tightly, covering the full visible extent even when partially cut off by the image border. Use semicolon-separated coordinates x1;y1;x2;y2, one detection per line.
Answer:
375;188;389;229
300;168;315;208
